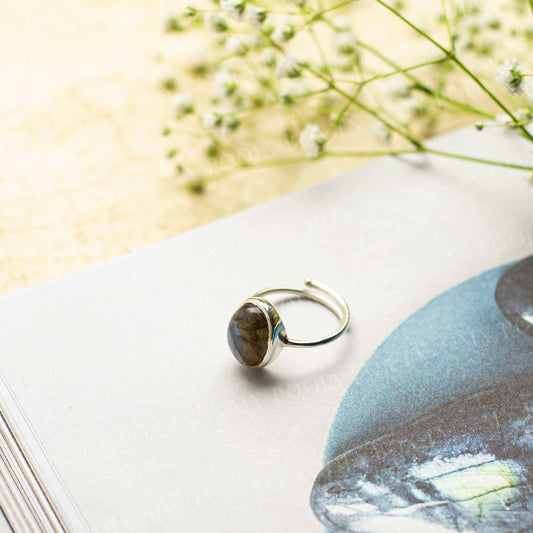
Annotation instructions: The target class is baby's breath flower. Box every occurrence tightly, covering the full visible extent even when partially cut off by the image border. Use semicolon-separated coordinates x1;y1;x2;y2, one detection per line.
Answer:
225;36;248;55
213;69;238;99
272;17;295;43
275;54;300;79
333;31;357;55
262;49;277;68
331;15;353;32
495;58;524;95
279;80;309;103
175;162;185;176
221;0;246;21
462;0;482;15
202;111;223;130
405;96;427;117
372;121;391;144
165;15;182;33
516;109;531;126
454;33;474;51
248;31;266;49
460;15;483;35
383;77;411;98
204;12;229;32
203;137;220;158
162;75;177;91
222;114;241;134
247;4;266;26
476;37;494;56
483;12;500;29
258;71;272;88
172;93;194;116
299;124;326;158
495;112;512;126
335;55;356;72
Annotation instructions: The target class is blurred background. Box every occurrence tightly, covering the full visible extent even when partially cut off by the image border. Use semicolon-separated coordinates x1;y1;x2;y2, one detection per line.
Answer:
0;0;527;295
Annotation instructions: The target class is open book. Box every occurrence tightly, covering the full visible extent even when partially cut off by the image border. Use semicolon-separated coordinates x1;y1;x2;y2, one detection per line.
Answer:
0;126;532;532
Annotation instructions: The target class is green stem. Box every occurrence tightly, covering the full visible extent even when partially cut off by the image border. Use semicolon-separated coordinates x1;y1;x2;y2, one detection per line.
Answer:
204;148;417;184
305;64;423;147
308;26;333;79
374;0;533;142
314;0;359;19
201;145;533;187
424;148;533;171
325;149;418;157
335;57;450;87
440;0;455;51
357;40;493;119
452;56;533;140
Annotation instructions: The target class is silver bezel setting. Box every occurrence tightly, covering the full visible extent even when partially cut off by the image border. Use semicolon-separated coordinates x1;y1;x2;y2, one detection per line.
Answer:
239;297;286;368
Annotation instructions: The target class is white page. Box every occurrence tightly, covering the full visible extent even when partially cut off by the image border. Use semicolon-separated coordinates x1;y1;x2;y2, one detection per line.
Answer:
0;127;532;532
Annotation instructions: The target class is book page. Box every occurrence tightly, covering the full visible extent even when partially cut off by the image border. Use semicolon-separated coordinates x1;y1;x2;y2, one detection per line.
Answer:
0;127;532;531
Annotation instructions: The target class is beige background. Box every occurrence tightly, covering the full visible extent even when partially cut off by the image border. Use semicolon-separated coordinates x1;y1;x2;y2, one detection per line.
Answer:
0;0;488;295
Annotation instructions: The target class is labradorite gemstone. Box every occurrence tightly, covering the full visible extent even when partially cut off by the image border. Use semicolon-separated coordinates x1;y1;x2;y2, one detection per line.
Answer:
227;303;269;367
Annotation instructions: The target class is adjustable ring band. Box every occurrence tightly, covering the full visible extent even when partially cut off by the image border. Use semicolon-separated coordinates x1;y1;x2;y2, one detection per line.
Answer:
227;279;350;368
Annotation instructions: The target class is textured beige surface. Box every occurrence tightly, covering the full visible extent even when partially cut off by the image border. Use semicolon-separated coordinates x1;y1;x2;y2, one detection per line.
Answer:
0;0;476;295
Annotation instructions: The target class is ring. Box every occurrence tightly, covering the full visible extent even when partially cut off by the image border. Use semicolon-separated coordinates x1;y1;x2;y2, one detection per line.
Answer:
227;279;350;368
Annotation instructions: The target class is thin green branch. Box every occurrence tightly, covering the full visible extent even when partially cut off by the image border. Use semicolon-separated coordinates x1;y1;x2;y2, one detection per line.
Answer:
424;148;533;171
452;55;533;140
313;0;359;20
440;0;455;52
374;0;448;53
203;148;417;184
325;149;418;157
374;0;533;142
305;64;423;147
199;145;533;188
308;26;333;79
335;57;450;87
357;41;493;119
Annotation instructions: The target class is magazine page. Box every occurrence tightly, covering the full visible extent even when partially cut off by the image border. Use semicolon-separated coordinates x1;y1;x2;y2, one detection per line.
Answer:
0;127;531;532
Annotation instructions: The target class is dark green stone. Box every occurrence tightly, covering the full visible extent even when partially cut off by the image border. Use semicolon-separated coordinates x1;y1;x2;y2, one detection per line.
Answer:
227;303;269;367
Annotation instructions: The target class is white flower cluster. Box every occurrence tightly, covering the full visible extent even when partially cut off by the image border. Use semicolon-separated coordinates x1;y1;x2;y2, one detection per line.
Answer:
495;58;524;95
164;0;533;192
299;124;326;158
247;4;266;26
172;93;194;116
333;31;357;55
202;111;240;136
383;77;411;99
275;54;300;79
279;80;309;103
269;16;295;43
213;68;238;100
221;0;245;21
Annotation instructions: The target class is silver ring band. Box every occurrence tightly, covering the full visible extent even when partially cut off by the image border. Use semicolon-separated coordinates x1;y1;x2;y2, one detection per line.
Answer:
227;279;350;368
253;279;350;348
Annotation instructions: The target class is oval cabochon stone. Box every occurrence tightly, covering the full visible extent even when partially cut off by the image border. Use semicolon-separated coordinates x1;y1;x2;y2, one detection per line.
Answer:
227;302;269;367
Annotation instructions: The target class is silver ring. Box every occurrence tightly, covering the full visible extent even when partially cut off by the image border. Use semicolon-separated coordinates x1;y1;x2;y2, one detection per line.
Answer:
227;279;350;368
